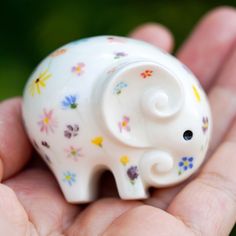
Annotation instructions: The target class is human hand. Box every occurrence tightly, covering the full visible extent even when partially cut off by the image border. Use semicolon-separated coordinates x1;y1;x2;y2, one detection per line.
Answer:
1;6;236;236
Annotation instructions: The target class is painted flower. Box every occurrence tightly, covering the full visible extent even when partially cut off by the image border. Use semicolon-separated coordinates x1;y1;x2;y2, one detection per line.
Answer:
114;52;128;59
38;109;57;134
65;146;83;161
44;154;52;165
118;116;130;133
64;124;79;139
107;36;126;43
41;141;50;148
113;82;128;95
91;136;103;148
127;166;139;184
140;69;153;79
120;155;129;166
71;63;85;76
50;48;67;57
107;67;118;75
192;85;201;102
178;157;194;175
63;171;77;186
32;139;39;150
62;95;79;109
202;116;209;133
29;70;52;96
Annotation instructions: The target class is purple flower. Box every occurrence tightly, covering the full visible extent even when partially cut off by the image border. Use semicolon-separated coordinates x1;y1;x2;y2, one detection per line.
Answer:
44;154;52;164
127;166;139;181
32;139;39;150
71;63;85;76
64;124;79;139
202;116;209;133
41;141;50;148
114;52;128;59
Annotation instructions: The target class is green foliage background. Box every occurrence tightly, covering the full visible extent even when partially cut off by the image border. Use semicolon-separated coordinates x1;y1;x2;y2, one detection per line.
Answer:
1;0;236;234
1;0;235;101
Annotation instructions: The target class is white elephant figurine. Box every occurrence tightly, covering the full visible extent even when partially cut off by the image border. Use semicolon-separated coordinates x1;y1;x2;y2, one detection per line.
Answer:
22;36;211;203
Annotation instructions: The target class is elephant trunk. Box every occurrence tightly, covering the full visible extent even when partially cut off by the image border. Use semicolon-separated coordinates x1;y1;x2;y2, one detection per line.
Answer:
139;151;174;187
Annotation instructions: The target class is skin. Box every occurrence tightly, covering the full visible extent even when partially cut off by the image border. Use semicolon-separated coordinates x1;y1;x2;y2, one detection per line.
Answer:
0;6;236;236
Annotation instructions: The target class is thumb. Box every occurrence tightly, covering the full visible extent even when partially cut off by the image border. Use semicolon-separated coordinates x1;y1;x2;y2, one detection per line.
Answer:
0;97;32;180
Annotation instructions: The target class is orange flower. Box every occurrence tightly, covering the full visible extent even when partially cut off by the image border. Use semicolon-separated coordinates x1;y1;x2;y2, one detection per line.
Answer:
140;69;153;79
50;48;67;57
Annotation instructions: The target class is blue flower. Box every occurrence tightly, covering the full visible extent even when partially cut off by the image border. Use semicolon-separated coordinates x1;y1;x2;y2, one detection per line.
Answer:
63;171;76;186
62;95;78;109
113;82;128;95
178;157;194;175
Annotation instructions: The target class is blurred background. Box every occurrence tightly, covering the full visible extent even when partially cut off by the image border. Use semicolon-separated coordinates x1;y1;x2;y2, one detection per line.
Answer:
1;0;236;234
1;0;236;101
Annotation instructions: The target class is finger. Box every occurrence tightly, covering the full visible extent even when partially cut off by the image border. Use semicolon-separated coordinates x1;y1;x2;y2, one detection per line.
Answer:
205;23;236;153
145;7;236;210
4;168;80;235
129;23;174;52
147;61;236;210
207;88;236;154
0;98;32;180
65;198;142;236
103;205;191;236
177;6;236;90
167;138;236;235
0;184;37;236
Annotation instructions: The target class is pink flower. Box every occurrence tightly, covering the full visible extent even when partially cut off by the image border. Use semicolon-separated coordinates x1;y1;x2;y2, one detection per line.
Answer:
38;109;57;134
118;116;131;133
71;63;85;76
65;146;83;161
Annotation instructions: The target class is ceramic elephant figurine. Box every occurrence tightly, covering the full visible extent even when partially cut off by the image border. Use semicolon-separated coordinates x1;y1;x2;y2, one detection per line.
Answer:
22;36;211;203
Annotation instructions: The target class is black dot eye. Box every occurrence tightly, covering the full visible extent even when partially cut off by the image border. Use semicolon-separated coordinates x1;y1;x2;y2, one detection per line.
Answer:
183;130;193;141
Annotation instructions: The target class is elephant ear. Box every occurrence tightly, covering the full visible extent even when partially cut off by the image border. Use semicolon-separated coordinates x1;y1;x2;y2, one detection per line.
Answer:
100;61;184;148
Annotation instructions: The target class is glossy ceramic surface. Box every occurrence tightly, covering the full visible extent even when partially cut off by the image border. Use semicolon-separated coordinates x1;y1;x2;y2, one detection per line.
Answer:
22;36;211;203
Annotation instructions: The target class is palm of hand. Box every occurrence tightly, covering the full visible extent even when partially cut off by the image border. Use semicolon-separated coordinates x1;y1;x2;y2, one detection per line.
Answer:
1;7;236;236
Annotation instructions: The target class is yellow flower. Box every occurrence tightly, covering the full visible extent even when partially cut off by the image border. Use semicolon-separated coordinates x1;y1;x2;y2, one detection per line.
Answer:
120;155;129;166
29;69;52;96
192;85;201;102
91;136;103;147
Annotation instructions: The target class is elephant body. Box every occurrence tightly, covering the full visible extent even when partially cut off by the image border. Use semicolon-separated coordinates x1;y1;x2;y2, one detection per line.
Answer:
22;36;211;203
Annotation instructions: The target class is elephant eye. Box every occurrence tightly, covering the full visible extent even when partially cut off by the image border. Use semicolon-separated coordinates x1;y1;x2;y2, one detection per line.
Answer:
183;130;193;141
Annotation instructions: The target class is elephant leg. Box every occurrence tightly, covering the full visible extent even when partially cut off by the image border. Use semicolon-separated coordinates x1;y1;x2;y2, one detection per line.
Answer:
53;166;97;203
112;165;149;200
